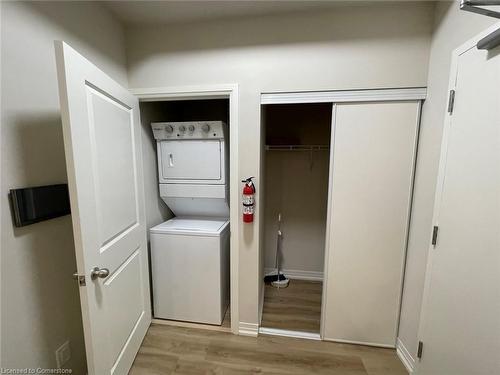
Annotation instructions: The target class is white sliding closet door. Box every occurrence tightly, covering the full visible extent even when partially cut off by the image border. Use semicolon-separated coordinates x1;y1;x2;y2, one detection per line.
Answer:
323;101;420;347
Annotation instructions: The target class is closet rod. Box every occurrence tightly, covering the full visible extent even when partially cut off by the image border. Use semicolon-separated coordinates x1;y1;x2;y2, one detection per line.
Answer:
265;145;330;151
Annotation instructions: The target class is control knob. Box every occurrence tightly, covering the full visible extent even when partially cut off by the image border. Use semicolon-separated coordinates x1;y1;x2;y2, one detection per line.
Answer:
179;125;186;132
188;125;195;132
165;125;174;133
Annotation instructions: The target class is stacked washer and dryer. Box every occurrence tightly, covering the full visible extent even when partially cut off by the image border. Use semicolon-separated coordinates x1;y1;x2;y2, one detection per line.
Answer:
150;121;230;325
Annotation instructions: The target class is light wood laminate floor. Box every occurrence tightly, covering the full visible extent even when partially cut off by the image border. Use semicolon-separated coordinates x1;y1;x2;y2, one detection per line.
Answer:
129;324;407;374
261;279;322;333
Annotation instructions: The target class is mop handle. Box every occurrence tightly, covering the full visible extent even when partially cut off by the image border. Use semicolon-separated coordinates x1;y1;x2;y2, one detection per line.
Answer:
275;213;282;270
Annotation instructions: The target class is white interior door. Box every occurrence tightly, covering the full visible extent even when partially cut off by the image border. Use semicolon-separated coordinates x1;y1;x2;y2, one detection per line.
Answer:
55;41;151;374
323;101;420;347
416;33;500;374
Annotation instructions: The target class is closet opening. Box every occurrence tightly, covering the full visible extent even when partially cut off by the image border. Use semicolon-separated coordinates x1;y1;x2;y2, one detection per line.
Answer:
139;98;232;331
261;103;332;336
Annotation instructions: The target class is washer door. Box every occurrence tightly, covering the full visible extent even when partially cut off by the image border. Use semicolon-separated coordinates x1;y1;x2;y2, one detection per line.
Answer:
160;140;221;181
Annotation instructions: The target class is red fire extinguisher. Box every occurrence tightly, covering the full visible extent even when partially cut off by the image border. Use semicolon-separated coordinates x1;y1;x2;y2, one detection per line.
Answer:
242;177;255;223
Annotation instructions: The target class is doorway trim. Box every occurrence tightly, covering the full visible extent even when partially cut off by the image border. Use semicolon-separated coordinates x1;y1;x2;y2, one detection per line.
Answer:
131;84;239;334
261;87;427;105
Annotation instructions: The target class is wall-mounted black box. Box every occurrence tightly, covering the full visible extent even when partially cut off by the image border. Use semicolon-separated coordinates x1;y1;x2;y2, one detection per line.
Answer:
9;184;71;227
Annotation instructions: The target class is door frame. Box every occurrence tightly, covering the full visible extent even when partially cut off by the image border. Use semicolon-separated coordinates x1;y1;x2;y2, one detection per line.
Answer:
130;84;240;334
259;87;426;342
415;21;500;372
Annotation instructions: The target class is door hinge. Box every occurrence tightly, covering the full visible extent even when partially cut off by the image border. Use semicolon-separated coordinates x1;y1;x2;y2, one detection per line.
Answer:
431;226;439;246
417;341;424;359
72;272;86;286
447;89;455;114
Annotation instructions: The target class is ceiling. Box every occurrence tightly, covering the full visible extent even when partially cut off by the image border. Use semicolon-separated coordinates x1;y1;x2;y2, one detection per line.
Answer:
103;1;394;26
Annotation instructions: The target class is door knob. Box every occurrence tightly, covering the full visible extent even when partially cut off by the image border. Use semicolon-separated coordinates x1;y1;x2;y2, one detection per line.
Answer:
91;267;110;280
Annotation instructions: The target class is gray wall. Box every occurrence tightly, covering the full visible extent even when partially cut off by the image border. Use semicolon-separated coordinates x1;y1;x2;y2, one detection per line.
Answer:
125;2;435;327
397;1;496;366
1;1;127;371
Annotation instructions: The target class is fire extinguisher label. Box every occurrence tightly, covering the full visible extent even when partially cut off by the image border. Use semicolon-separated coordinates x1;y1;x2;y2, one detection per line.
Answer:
243;196;254;205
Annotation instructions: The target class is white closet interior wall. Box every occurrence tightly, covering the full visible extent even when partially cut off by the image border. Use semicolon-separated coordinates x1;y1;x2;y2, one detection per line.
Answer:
139;102;174;235
263;104;332;280
139;99;230;234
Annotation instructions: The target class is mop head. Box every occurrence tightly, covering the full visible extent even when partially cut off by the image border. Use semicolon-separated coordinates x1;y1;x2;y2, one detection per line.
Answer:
271;277;290;288
264;272;290;288
266;213;289;288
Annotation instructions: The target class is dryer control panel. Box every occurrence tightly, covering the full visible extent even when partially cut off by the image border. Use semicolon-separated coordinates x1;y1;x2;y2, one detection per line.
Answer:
151;121;226;140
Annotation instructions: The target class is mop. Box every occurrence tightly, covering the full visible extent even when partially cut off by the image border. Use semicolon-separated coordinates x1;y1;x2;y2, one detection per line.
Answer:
264;213;290;288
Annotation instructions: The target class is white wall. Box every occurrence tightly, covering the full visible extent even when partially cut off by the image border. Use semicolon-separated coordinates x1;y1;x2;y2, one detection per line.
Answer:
0;1;127;371
397;1;496;369
126;2;434;327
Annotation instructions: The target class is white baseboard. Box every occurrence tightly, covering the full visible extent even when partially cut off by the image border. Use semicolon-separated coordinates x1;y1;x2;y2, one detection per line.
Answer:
324;337;395;348
396;338;415;374
152;318;231;333
259;327;321;341
264;268;323;281
239;322;259;337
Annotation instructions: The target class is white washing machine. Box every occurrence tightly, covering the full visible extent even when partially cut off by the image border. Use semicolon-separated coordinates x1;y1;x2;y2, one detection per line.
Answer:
150;218;229;324
150;121;230;325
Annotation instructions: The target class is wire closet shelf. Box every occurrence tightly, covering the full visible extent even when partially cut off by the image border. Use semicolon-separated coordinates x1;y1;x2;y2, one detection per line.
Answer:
265;145;330;151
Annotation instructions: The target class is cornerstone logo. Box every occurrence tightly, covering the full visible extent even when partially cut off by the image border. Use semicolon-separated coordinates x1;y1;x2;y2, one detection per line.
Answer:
0;370;72;374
